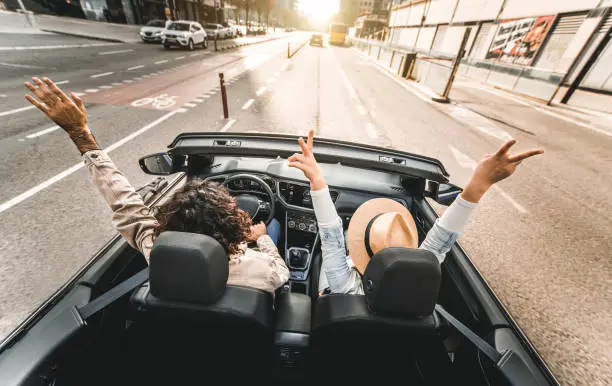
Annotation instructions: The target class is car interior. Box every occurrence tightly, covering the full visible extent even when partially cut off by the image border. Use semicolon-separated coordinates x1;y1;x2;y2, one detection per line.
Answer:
0;136;555;386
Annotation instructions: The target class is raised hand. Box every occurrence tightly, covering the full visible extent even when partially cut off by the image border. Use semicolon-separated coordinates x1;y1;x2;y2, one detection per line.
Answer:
248;221;267;241
462;139;544;203
288;129;327;190
25;77;99;154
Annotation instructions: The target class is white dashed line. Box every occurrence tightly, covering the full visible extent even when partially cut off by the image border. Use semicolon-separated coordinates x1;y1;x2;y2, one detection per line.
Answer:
0;105;35;118
0;111;180;214
90;72;114;78
74;92;85;97
142;74;151;78
85;89;99;93
123;79;134;83
193;98;204;102
26;125;59;139
256;86;267;96
190;53;199;57
55;80;70;85
274;71;280;76
534;106;612;138
208;91;216;95
99;85;113;89
184;103;197;108
203;95;211;98
176;108;188;113
112;82;122;86
0;43;117;51
220;119;237;132
99;49;134;55
155;60;168;64
128;65;144;71
134;77;143;80
175;56;185;60
242;99;254;110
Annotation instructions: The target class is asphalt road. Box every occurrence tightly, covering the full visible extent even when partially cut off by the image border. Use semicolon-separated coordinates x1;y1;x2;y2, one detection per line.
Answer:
0;30;610;386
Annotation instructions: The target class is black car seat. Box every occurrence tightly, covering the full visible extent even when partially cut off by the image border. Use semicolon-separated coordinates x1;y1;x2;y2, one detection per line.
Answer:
129;231;275;383
309;247;453;386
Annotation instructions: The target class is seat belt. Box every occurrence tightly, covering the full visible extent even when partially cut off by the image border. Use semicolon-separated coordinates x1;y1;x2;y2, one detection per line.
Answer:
434;305;541;386
77;267;149;320
435;304;501;363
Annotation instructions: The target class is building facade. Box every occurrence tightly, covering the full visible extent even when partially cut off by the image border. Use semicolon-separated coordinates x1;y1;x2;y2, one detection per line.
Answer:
387;0;612;112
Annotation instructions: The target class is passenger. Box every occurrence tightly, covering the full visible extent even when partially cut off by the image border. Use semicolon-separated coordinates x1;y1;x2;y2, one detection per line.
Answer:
289;130;543;295
24;77;288;294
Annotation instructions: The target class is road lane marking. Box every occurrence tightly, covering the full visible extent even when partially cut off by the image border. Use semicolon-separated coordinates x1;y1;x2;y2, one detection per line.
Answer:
208;91;216;95
85;89;99;93
203;95;211;98
99;49;134;55
184;103;196;108
0;111;180;214
338;66;357;99
220;119;237;132
123;79;134;83
0;105;35;117
449;146;527;213
0;62;45;69
356;104;367;115
128;65;144;71
155;60;168;64
175;56;185;60
193;98;203;102
55;80;70;85
112;82;123;86
274;71;280;76
99;85;113;89
242;99;254;110
26;125;59;138
0;43;117;51
256;86;267;96
90;72;114;78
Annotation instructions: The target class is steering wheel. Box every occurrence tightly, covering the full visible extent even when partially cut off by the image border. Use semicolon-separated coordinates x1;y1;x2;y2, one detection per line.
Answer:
222;174;276;225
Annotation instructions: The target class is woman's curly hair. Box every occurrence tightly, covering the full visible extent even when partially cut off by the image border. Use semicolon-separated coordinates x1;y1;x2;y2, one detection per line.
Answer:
153;178;252;256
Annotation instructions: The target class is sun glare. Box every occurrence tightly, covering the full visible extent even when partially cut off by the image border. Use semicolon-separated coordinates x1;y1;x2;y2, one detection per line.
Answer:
298;0;340;23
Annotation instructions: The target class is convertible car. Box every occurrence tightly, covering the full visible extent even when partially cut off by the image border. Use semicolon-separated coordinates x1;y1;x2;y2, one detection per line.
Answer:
0;133;558;386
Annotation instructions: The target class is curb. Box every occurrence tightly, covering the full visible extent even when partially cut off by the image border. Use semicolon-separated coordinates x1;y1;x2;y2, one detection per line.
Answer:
40;28;130;43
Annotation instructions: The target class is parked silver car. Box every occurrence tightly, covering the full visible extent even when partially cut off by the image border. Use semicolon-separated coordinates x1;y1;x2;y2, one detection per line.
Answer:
139;19;172;43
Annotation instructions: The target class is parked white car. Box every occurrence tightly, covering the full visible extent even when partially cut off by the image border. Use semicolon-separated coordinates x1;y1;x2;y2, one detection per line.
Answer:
162;21;208;50
202;23;229;40
139;19;172;43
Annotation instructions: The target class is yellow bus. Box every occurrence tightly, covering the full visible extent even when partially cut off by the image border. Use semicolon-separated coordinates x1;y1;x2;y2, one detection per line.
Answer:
329;22;348;46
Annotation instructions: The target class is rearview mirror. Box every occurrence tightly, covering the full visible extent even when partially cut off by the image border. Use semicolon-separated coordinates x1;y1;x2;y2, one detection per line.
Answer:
139;152;174;175
433;183;463;206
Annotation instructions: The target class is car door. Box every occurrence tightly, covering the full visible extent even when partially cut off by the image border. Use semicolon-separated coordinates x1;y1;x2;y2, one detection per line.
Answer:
191;23;204;44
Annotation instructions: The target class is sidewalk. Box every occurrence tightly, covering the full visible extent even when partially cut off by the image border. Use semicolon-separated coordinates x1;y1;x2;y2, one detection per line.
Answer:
35;14;141;43
0;10;46;34
350;41;612;139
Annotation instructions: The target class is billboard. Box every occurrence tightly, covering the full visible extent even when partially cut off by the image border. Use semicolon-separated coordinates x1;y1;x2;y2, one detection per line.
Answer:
486;15;555;66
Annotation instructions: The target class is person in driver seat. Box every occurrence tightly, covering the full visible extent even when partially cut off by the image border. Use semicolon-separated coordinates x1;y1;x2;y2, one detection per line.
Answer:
23;77;289;295
289;130;543;295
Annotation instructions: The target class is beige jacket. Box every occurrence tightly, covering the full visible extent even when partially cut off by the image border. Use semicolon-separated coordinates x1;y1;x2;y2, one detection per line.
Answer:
83;150;289;294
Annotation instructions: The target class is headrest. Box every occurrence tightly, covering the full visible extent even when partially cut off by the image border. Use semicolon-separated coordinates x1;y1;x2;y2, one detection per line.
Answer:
362;247;440;317
149;231;229;304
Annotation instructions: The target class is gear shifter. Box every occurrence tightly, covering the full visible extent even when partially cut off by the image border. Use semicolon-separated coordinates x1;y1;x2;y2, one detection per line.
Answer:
287;247;310;270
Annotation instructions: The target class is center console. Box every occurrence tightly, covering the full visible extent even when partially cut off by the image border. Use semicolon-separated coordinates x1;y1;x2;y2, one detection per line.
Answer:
284;211;318;294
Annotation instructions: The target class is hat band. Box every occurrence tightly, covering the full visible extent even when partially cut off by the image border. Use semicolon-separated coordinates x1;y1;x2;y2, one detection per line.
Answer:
364;213;384;258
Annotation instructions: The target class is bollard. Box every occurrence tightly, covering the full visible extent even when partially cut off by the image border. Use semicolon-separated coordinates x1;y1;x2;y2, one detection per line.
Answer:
214;36;218;52
219;73;229;119
288;42;291;58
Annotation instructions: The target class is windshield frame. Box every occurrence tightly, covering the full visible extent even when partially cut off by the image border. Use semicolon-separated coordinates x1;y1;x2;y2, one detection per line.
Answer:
168;22;191;31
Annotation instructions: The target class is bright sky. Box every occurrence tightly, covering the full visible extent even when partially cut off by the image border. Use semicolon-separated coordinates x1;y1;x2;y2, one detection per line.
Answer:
298;0;340;22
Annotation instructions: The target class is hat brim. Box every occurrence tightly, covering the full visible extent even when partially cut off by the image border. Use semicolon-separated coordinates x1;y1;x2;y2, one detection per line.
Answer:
347;198;418;274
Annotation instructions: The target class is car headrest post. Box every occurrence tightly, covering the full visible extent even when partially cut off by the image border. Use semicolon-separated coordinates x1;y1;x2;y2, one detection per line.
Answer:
150;231;229;304
363;247;441;317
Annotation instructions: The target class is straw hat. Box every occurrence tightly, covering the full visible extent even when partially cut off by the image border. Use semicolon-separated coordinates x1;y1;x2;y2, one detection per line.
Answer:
347;198;419;274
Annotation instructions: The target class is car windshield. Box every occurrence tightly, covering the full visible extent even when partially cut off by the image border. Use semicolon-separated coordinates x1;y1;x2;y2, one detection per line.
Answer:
168;22;190;31
146;20;165;27
3;1;611;385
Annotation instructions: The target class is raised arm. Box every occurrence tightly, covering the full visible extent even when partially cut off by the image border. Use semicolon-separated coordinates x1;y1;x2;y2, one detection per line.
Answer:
288;130;360;294
24;77;158;259
420;139;544;263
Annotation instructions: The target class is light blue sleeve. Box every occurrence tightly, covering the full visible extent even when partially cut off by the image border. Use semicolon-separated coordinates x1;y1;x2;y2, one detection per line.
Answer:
419;220;460;264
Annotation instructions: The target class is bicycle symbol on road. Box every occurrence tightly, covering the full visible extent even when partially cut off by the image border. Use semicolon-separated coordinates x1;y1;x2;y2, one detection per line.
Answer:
131;93;177;110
